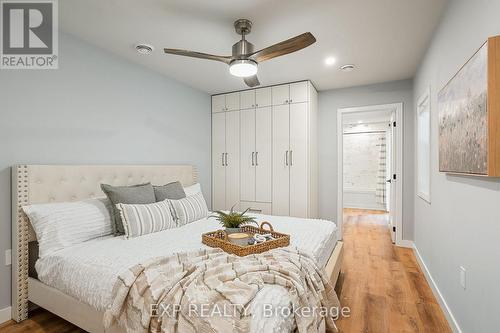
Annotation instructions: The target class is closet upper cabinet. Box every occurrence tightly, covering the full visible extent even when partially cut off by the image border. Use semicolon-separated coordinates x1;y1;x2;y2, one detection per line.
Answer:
271;81;309;106
212;95;226;113
240;90;255;110
272;85;289;106
289;81;308;104
255;87;272;107
212;92;240;113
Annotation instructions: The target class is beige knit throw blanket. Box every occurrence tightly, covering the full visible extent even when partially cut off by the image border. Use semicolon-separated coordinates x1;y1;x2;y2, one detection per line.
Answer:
103;247;340;333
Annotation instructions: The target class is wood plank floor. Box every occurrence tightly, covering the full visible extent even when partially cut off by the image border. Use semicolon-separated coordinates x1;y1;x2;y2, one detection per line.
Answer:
1;208;451;332
336;208;451;332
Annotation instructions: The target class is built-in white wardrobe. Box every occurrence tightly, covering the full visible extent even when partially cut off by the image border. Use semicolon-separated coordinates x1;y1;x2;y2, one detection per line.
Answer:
211;80;318;218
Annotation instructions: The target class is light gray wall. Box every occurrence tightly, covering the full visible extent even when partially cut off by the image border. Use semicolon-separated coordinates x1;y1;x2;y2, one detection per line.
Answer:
0;33;210;309
413;1;500;332
318;79;415;240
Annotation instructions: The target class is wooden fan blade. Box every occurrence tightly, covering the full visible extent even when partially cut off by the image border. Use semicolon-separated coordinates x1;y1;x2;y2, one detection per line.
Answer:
244;75;260;87
250;32;316;62
164;48;232;64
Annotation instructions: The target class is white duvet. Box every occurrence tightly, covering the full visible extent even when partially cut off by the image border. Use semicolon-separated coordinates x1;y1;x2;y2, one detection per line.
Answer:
36;213;337;332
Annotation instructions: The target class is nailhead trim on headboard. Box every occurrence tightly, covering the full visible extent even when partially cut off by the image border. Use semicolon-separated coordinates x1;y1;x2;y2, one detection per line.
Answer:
12;165;29;321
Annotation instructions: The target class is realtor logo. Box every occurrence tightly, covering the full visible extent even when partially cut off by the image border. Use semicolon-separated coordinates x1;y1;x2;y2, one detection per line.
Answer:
1;0;58;69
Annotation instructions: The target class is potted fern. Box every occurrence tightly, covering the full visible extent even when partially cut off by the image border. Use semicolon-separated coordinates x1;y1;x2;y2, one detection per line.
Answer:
210;205;257;234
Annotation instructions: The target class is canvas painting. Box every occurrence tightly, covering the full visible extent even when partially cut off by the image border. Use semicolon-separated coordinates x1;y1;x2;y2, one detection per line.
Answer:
438;42;488;174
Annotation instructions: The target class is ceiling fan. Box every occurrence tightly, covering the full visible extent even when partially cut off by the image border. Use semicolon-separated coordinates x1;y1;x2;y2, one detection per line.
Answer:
164;19;316;87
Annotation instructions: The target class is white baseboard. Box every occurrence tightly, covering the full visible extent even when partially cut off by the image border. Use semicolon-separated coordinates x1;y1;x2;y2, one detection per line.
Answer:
396;239;414;248
413;245;462;333
0;306;11;324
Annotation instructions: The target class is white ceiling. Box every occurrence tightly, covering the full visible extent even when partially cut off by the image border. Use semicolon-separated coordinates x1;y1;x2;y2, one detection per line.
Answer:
60;0;447;94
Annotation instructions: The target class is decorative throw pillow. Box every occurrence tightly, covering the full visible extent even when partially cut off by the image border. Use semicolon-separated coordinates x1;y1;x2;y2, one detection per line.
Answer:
116;200;176;238
169;192;209;226
22;198;113;258
100;183;156;235
153;181;186;201
183;183;202;197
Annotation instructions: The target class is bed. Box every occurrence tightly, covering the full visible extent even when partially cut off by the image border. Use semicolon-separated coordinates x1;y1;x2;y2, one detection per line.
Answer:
11;165;344;332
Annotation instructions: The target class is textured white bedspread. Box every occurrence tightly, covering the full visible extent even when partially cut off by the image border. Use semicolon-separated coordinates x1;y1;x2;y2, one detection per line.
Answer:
36;213;338;329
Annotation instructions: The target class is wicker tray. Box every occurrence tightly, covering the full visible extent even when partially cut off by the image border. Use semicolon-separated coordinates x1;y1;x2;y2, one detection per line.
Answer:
202;222;290;256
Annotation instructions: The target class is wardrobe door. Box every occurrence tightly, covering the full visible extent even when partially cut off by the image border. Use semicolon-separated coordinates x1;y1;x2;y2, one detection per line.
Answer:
212;95;226;113
289;81;309;104
255;87;272;107
272;104;290;216
289;102;308;218
225;111;241;210
240;109;256;202
212;112;226;210
240;90;256;110
225;92;240;111
255;106;272;202
272;84;290;106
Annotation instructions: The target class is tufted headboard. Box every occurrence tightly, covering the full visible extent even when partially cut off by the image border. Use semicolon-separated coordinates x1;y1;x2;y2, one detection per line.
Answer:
11;164;198;322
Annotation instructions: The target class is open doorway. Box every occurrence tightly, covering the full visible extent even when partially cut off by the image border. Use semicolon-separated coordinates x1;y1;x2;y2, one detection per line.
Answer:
337;103;403;246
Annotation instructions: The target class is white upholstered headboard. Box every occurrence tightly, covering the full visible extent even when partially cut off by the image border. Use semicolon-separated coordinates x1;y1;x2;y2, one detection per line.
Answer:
11;164;197;322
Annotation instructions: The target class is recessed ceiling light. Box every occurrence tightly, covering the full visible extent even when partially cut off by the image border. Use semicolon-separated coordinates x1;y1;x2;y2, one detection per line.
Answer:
324;57;336;66
357;120;363;124
339;64;356;72
135;44;154;55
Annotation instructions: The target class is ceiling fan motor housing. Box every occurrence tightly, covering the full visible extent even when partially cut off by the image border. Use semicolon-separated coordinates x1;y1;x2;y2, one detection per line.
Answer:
232;39;254;58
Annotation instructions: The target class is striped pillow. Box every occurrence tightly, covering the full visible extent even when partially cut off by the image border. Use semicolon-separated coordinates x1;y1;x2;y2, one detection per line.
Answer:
22;198;113;258
116;200;176;238
169;192;209;226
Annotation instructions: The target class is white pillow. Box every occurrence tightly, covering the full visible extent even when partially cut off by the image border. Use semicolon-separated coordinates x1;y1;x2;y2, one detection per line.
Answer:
184;183;202;197
22;198;113;258
116;200;177;238
169;192;209;226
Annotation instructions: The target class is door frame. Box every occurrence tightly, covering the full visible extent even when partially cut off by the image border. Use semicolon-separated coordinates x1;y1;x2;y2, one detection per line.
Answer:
336;103;405;247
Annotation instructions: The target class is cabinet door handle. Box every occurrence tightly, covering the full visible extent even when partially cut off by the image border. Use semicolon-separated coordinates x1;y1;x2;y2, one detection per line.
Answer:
255;151;259;166
251;152;255;166
290;150;293;166
222;153;225;166
285;150;289;166
226;153;229;166
248;208;262;213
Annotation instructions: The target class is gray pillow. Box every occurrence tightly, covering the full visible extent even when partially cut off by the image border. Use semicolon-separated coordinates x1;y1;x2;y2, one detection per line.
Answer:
154;181;186;201
100;182;156;235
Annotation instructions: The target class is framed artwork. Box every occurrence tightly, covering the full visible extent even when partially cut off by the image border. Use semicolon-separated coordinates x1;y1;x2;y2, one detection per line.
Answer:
438;36;500;176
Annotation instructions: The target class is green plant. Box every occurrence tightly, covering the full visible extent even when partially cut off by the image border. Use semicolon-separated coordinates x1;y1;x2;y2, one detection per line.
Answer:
210;205;257;229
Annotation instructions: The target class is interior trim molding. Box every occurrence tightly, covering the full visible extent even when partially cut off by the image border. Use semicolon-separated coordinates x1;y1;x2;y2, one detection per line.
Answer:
413;244;462;333
396;239;414;248
0;306;12;324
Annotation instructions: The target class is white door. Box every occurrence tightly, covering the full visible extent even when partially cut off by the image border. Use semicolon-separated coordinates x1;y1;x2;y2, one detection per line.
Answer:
256;87;272;107
289;81;308;104
225;92;240;111
289;103;308;217
388;113;397;243
255;106;272;202
225;111;240;210
272;84;290;106
212;95;226;113
240;109;256;202
272;104;290;216
240;90;255;110
212;112;226;210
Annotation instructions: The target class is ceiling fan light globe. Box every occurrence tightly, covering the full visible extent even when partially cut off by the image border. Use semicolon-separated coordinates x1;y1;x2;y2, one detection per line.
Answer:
229;59;258;77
